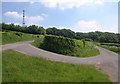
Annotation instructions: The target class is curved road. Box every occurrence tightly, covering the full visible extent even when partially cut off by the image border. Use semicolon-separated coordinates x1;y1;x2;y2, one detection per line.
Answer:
1;40;118;82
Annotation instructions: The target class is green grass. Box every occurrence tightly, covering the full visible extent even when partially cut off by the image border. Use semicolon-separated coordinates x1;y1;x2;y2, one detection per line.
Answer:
0;32;2;45
100;43;120;54
2;50;111;82
32;36;44;48
100;45;120;54
2;31;41;45
0;51;2;84
33;38;100;57
68;41;100;57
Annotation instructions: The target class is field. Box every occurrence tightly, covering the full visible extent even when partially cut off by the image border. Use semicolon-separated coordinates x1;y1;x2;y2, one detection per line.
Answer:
2;50;111;82
2;31;41;45
33;36;100;57
100;43;120;53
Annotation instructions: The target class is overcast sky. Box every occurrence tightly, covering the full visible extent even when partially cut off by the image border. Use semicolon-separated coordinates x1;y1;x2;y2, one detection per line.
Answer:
2;0;119;33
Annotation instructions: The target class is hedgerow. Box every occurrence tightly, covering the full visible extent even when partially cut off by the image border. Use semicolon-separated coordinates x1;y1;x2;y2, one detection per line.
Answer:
42;35;80;54
33;35;100;57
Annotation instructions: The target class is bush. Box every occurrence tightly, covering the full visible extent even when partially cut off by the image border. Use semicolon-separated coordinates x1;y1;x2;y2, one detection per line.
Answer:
42;35;77;54
15;32;23;36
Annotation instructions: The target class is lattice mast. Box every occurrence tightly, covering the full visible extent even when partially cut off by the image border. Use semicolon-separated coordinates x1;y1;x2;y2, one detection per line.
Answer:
22;10;25;26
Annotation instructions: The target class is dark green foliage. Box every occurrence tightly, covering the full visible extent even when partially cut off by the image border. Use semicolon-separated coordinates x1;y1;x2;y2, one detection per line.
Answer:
33;36;100;57
46;28;119;44
15;32;23;36
84;38;93;41
46;27;59;35
37;35;39;38
46;27;75;38
82;39;86;47
76;31;119;43
2;23;46;35
38;27;46;35
0;23;2;31
1;23;119;43
42;35;76;54
25;25;39;34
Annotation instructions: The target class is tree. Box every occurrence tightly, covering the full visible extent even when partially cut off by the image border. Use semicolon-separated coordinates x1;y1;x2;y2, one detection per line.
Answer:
59;29;75;38
38;26;46;35
26;25;39;34
46;27;59;35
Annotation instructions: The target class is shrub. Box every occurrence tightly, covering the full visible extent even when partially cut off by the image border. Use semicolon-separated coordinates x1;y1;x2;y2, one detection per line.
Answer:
37;35;39;38
42;35;77;54
15;32;23;36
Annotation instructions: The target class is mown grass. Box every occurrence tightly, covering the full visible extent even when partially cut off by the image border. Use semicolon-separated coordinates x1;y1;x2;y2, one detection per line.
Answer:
2;31;41;45
2;50;111;82
33;38;100;57
100;43;120;54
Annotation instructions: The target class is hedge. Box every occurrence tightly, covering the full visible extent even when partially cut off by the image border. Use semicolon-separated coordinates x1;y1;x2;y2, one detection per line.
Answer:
42;35;78;54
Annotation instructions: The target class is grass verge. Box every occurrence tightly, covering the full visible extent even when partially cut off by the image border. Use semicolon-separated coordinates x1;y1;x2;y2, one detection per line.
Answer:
2;50;111;82
68;41;100;57
2;31;41;45
100;43;120;54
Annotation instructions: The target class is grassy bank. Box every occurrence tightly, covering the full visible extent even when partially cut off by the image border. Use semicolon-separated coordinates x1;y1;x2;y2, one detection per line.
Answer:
2;31;41;45
0;51;2;83
2;50;111;82
100;43;120;54
68;41;100;57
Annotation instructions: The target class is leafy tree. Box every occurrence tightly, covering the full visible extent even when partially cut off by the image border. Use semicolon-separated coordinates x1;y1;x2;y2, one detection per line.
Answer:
1;23;119;43
38;26;46;35
26;25;39;34
46;27;59;35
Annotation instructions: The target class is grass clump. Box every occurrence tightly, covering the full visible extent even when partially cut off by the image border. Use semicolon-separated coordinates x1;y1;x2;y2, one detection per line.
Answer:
2;50;111;82
69;41;100;57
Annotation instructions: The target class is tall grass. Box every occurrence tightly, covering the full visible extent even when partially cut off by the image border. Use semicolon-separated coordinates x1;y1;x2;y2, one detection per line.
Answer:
69;41;100;57
2;50;111;82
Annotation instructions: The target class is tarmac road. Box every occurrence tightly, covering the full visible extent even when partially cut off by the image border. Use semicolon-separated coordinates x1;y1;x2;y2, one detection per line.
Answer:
1;40;119;82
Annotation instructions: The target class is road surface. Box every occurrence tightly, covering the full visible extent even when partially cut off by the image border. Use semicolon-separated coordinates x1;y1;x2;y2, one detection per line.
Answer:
1;40;119;82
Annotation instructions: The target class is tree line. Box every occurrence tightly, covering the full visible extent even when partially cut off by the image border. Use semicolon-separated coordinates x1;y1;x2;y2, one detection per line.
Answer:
1;23;46;35
1;23;119;43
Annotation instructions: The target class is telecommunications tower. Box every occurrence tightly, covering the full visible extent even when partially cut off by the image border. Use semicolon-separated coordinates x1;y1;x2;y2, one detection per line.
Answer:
22;10;25;27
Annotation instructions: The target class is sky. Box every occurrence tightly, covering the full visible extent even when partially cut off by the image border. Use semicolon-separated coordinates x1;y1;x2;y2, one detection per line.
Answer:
1;0;119;33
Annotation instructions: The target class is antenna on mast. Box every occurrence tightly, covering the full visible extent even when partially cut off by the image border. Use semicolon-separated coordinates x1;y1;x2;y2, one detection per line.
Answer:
22;10;25;27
